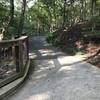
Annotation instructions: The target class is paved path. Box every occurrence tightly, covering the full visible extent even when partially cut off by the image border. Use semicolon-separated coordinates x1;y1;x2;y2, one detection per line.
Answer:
7;36;100;100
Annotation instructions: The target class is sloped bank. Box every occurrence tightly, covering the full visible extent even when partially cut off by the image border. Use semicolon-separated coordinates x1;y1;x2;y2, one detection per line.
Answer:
46;23;100;68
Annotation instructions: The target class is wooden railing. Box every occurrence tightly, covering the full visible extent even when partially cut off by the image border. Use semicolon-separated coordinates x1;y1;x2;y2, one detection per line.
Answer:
0;36;29;87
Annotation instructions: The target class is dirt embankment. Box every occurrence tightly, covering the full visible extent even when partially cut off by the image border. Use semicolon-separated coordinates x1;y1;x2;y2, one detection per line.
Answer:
76;41;100;67
85;44;100;68
47;22;100;68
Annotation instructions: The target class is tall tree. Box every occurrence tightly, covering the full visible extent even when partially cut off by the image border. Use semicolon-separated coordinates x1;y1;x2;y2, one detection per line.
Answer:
91;0;96;17
18;0;26;36
63;0;66;26
80;0;84;21
91;0;97;31
3;0;14;38
9;0;14;26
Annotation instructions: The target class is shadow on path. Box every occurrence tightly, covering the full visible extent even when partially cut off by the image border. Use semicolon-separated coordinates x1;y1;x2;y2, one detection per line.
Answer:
7;36;100;100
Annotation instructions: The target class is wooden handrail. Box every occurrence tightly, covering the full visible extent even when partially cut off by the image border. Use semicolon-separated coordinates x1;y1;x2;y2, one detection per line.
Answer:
0;36;29;87
0;36;28;48
0;36;27;43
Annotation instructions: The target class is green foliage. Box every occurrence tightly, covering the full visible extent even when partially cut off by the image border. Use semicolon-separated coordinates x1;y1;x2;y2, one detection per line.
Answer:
46;31;78;55
0;0;100;38
46;32;62;46
0;2;8;27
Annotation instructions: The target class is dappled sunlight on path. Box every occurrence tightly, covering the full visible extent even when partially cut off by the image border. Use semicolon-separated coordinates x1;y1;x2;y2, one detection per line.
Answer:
8;36;100;100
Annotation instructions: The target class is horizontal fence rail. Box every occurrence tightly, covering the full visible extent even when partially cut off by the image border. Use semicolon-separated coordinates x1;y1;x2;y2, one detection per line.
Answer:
0;36;29;87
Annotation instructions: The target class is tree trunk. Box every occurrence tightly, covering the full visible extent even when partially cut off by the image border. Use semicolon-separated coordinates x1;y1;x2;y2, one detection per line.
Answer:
63;0;66;27
17;0;26;36
91;0;95;17
80;0;84;21
91;0;96;32
9;0;14;26
4;0;14;38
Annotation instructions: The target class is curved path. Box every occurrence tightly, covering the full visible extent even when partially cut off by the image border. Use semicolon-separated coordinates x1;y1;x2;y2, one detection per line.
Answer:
8;36;100;100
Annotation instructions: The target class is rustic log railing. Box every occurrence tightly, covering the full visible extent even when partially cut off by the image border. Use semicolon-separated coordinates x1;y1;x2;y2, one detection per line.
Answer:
0;36;29;87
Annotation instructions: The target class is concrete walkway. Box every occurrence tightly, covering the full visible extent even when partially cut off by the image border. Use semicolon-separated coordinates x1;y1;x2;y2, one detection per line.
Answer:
7;36;100;100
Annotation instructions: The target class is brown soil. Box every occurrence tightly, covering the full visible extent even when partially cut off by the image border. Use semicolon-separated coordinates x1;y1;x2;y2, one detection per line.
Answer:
86;44;100;68
77;42;100;68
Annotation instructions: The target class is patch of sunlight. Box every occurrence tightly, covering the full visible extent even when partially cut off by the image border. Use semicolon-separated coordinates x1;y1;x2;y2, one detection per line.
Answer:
58;56;83;65
58;66;73;72
41;53;47;56
40;52;55;56
26;92;50;100
29;53;37;59
74;54;87;60
40;66;55;70
33;73;48;80
38;49;53;54
35;65;55;73
50;52;64;56
39;50;64;57
38;60;55;70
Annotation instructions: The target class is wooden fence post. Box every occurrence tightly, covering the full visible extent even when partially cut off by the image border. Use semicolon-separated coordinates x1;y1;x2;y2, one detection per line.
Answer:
15;45;20;72
26;37;29;60
19;41;23;74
